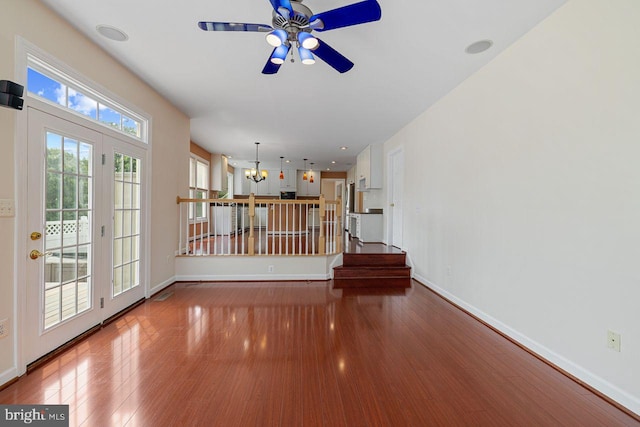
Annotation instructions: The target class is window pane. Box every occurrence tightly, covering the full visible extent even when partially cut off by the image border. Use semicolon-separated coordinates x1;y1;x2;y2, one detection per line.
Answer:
98;104;122;130
27;63;147;143
46;173;61;210
63;138;78;173
68;88;97;119
63;175;77;210
46;133;63;172
189;158;196;188
197;161;208;189
122;116;141;138
79;143;92;176
28;67;66;106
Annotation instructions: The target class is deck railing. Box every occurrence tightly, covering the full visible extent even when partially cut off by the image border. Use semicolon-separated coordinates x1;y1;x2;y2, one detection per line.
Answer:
177;194;342;256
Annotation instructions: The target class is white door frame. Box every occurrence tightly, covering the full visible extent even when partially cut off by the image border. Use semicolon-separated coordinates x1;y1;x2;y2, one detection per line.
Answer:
14;40;151;374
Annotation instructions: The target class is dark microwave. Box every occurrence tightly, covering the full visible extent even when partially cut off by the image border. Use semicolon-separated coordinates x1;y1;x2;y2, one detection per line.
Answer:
280;191;296;200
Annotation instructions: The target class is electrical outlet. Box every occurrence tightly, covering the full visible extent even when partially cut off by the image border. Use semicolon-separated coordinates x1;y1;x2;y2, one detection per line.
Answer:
607;330;621;352
268;265;274;273
447;266;452;276
0;199;15;217
0;318;8;339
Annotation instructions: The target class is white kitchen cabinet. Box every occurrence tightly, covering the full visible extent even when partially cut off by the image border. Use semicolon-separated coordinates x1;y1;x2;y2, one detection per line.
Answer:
296;170;320;196
233;168;271;195
356;144;383;190
211;154;229;195
279;169;296;190
266;169;282;195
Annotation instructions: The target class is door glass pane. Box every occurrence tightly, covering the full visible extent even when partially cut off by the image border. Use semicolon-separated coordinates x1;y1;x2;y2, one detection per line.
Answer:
44;133;93;330
113;152;142;297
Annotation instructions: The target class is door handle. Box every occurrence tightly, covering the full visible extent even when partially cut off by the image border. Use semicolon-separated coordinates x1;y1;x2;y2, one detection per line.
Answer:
29;250;52;260
30;232;42;240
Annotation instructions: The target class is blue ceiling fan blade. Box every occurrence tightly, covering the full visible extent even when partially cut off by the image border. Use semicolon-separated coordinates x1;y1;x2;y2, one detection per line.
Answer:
310;0;381;32
268;0;293;16
312;39;354;73
198;22;272;32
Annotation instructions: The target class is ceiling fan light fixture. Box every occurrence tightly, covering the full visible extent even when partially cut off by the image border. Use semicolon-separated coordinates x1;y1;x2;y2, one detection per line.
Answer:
266;29;287;47
298;46;315;65
297;32;319;50
270;44;289;64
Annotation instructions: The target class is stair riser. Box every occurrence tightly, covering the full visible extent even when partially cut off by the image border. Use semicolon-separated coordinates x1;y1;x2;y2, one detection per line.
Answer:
334;268;411;278
342;253;406;267
333;277;412;289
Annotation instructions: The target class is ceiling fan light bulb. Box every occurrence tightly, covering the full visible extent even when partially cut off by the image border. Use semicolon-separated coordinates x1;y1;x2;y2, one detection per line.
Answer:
266;29;286;47
270;44;289;64
298;32;319;50
298;46;315;65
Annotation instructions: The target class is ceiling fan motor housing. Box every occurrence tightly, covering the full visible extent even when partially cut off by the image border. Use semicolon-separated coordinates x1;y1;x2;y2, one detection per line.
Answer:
272;1;314;43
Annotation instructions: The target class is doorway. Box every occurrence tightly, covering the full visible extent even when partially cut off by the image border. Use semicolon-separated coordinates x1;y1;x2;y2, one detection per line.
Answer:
23;108;146;365
387;148;404;248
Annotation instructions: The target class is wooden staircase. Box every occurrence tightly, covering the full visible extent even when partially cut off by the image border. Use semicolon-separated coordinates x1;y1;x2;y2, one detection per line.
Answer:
333;251;412;289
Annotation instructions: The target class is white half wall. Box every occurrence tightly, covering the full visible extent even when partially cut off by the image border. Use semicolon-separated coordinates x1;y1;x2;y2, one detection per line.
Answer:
175;255;339;282
385;0;640;415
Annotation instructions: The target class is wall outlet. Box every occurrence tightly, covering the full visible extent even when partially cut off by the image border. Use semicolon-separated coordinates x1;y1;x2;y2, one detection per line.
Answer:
0;318;8;339
0;199;15;217
268;265;274;273
607;330;621;352
446;266;452;276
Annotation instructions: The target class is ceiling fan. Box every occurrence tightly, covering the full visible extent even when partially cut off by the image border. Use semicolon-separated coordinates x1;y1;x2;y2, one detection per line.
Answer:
198;0;382;74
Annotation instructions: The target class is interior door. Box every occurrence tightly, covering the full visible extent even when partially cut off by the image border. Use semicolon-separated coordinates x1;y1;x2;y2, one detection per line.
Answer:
25;108;103;364
389;149;404;248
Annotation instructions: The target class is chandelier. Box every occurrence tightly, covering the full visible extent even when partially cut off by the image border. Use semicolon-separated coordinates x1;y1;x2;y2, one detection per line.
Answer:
245;142;268;183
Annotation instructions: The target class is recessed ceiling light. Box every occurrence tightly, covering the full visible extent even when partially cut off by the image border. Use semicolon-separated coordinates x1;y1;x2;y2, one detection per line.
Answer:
465;40;493;54
340;146;348;150
285;160;291;163
96;25;129;42
326;168;331;171
331;161;336;164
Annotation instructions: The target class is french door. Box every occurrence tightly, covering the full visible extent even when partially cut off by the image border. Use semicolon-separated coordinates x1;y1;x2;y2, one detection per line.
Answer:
24;108;145;364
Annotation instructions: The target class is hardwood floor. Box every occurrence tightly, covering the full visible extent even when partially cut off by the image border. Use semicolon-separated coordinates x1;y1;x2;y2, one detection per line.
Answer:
1;281;638;426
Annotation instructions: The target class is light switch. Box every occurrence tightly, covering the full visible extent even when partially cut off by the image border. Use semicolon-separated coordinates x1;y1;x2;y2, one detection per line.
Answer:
0;199;15;217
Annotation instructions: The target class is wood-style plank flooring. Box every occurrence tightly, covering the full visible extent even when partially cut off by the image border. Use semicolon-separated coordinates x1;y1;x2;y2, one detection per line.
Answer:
1;281;638;426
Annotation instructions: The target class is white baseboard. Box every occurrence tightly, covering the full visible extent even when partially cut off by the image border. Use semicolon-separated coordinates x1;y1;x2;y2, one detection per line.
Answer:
148;276;176;298
0;366;18;388
413;273;640;417
175;273;330;282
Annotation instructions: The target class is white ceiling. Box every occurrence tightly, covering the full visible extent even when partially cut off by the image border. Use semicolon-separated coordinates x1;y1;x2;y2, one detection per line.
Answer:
40;0;564;171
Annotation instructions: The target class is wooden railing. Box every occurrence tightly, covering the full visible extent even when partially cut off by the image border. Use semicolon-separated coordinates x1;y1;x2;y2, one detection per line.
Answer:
177;194;342;256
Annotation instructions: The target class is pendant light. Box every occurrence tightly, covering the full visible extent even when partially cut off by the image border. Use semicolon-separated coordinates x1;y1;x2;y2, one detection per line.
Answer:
302;159;308;181
279;156;284;180
309;162;315;183
245;142;268;183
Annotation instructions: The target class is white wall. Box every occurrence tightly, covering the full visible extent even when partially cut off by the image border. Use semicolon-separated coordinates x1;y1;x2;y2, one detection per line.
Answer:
384;0;640;414
0;0;189;380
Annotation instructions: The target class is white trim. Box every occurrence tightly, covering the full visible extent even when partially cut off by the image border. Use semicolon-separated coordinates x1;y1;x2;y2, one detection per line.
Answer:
175;273;331;282
21;38;149;145
148;276;177;298
0;367;19;388
413;273;640;417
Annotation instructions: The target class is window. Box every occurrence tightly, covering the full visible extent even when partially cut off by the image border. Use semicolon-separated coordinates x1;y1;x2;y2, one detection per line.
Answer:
189;156;209;220
26;57;146;142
